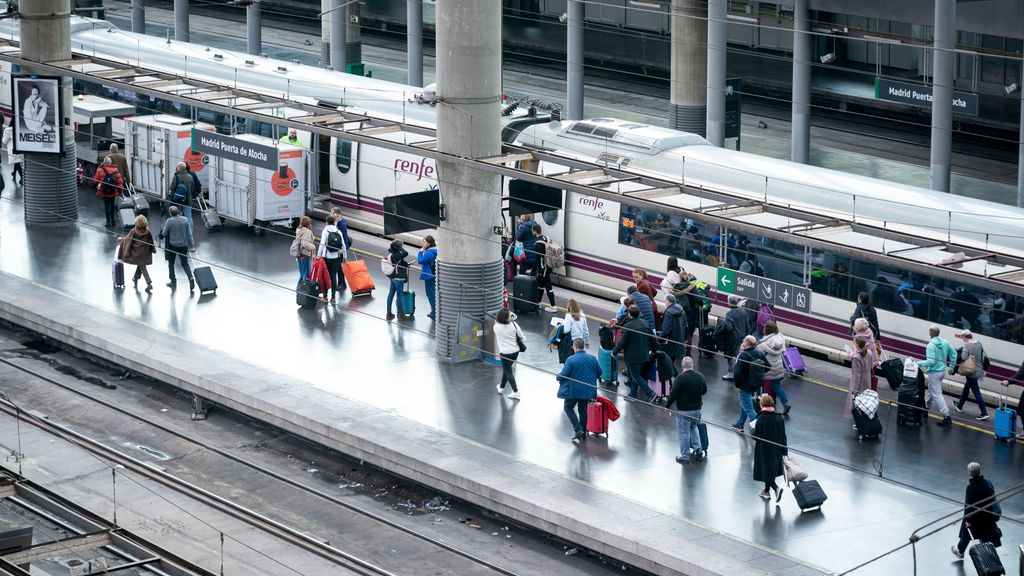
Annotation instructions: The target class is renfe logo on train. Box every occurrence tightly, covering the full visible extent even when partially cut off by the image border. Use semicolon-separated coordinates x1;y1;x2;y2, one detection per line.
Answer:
394;157;435;181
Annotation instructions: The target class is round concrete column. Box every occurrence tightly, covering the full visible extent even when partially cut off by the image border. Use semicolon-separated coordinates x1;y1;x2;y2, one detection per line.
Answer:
670;0;707;136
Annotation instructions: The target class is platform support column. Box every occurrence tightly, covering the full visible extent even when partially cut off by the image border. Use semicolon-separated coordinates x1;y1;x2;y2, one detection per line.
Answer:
706;0;726;146
435;0;504;360
1018;84;1024;208
346;1;362;70
670;0;707;136
19;0;77;225
790;0;810;164
247;0;261;56
174;0;189;42
930;0;955;193
320;0;330;67
407;0;423;86
330;0;346;72
566;0;584;120
131;0;145;34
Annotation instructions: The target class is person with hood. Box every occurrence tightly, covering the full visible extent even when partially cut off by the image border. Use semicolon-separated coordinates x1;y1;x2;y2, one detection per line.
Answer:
625;285;656;333
612;305;657;402
718;295;752;380
757;321;790;414
659;294;686;370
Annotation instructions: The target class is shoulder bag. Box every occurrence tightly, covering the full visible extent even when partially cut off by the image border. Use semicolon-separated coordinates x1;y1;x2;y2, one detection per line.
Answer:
513;322;527;353
957;348;977;376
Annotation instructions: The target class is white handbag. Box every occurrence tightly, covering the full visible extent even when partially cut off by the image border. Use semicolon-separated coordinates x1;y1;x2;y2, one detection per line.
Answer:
783;456;808;485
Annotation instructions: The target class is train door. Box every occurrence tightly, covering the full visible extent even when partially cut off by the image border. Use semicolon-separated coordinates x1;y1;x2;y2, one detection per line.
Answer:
516;157;566;267
328;126;359;206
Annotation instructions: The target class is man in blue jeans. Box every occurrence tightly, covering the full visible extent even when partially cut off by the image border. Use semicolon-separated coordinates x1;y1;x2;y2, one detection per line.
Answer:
556;338;600;442
731;335;765;433
417;235;438;319
611;305;657;402
664;356;707;464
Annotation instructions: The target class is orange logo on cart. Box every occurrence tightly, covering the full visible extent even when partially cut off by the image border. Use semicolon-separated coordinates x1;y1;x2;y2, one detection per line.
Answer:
271;166;298;197
184;147;209;173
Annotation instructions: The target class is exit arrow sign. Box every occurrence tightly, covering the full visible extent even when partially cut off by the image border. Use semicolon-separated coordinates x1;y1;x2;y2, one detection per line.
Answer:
717;268;735;293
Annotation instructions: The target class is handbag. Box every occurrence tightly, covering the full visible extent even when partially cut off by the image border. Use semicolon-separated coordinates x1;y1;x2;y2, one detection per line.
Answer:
957;349;977;377
512;241;526;263
289;236;302;258
381;258;395;276
782;455;808;485
514;322;527;352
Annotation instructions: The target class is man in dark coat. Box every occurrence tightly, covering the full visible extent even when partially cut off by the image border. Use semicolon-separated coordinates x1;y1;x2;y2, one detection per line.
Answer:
556;339;601;442
752;394;787;502
718;295;751;379
612;305;657;402
659;294;686;369
731;336;765;432
626;285;656;332
665;357;707;464
951;462;1001;560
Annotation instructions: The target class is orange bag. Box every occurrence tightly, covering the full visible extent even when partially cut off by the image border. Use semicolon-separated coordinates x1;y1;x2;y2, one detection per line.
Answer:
342;258;375;296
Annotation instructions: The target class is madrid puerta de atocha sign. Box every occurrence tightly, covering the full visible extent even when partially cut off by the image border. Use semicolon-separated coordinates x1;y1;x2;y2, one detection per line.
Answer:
717;268;812;314
874;78;979;117
191;129;279;171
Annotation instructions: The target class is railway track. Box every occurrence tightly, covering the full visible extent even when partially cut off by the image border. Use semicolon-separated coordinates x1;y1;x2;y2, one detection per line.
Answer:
0;351;551;576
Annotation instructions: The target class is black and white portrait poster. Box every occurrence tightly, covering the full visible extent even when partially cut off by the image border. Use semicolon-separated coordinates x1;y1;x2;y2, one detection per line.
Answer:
12;76;61;154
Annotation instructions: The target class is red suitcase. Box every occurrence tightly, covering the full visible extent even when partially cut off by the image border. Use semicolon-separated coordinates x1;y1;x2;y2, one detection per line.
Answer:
586;400;609;436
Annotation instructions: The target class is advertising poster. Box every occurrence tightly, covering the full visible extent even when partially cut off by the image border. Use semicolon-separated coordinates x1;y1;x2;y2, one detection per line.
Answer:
12;76;61;154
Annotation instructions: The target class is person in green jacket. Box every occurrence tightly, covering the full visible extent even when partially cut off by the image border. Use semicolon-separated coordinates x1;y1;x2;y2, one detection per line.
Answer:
919;325;957;427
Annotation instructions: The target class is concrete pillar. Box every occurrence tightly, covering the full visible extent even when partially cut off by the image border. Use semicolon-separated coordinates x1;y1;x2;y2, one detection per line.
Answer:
320;0;330;67
407;0;423;86
246;1;261;56
1018;85;1023;207
929;0;955;193
19;0;78;224
670;0;707;136
434;0;503;359
330;0;346;72
174;0;188;42
706;0;726;146
346;1;362;67
131;0;145;34
566;0;584;120
790;0;811;164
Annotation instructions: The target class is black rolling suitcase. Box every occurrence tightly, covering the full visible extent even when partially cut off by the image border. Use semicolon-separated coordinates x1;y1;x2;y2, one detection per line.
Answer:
698;325;717;358
852;407;882;440
968;542;1005;576
896;376;926;426
197;195;222;233
512;274;539;315
297;279;318;309
792;479;827;511
193;266;218;294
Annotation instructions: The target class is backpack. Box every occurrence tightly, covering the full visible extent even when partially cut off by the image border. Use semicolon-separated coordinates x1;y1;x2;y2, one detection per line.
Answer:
598;324;614;350
544;239;565;270
326;230;344;252
171;180;188;205
102;169;118;195
689;280;713;314
746;351;770;388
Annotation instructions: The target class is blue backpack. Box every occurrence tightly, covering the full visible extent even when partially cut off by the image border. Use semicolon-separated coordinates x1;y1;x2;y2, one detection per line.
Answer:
171;180;188;205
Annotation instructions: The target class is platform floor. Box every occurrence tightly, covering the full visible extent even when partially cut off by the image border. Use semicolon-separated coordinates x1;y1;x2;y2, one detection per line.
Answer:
0;180;1021;575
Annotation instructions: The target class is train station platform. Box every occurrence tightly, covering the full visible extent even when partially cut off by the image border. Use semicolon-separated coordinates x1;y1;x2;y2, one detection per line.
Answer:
0;183;1021;576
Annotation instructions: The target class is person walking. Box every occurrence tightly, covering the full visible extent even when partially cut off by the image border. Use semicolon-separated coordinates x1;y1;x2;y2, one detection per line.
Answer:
106;143;131;186
718;295;751;380
920;324;957;427
493;308;524;400
417;235;438;319
556;338;601;441
562;298;590;348
999;359;1024;439
843;336;875;420
167;162;196;234
953;329;989;421
752;394;788;502
93;156;124;228
951;462;1001;561
158;206;195;292
731;335;766;433
757;321;791;414
316;216;345;303
328;207;352;290
659;294;686;371
2;120;22;186
384;240;409;321
119;214;156;292
291;216;315;291
612;305;657;402
530;224;557;312
664;357;707;464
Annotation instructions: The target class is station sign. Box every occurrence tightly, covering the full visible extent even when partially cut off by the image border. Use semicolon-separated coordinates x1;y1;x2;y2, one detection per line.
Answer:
874;78;978;117
717;268;811;314
725;77;742;140
191;129;279;171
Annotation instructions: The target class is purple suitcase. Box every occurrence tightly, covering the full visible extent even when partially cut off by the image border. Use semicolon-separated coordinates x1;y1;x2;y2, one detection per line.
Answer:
112;260;125;289
782;347;805;376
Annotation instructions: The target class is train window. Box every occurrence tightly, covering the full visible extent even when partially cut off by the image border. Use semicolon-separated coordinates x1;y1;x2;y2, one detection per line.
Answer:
335;139;352;174
617;203;711;265
541;210;558;227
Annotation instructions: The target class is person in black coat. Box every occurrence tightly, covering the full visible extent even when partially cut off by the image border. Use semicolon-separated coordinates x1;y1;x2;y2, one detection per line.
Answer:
752;394;788;502
612;305;657;401
850;292;881;340
385;240;409;321
718;295;751;379
659;294;686;369
952;462;1001;560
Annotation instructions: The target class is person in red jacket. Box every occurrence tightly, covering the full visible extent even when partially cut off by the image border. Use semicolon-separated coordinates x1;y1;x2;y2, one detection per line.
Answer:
94;156;124;228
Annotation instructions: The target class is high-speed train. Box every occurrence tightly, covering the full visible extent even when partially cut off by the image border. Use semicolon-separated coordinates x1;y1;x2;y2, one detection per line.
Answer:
5;19;1023;402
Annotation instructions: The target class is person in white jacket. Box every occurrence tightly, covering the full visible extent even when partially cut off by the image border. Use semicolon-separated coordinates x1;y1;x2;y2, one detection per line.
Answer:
316;216;346;303
2;123;23;186
756;321;791;414
493;308;525;399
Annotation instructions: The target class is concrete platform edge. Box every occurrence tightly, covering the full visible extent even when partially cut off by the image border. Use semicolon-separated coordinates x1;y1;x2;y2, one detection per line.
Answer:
0;272;829;576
